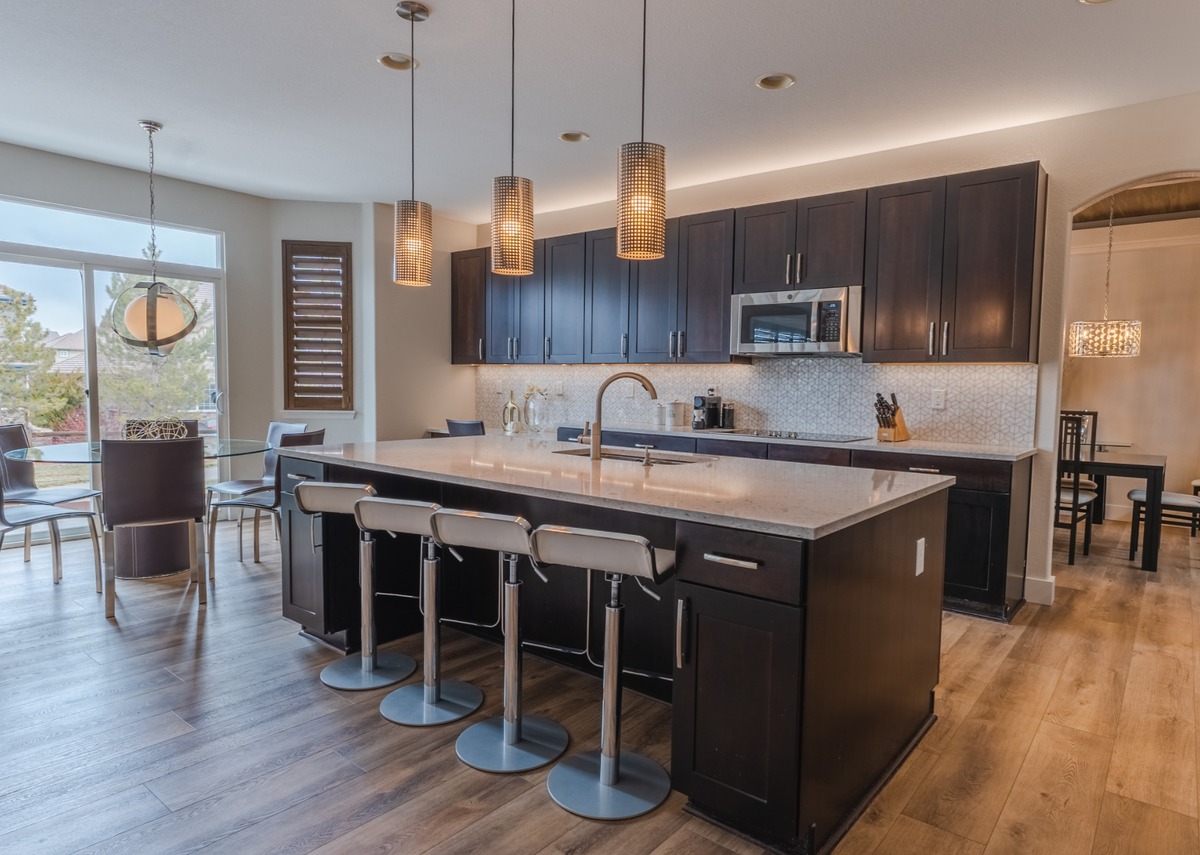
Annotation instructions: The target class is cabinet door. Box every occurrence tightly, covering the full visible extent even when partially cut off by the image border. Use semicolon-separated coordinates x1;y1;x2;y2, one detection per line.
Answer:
677;209;735;363
514;240;546;363
485;274;516;363
733;201;795;293
943;487;1011;616
584;228;631;363
450;247;488;364
545;233;586;363
672;581;801;840
629;219;678;363
862;177;946;362
795;189;866;289
941;162;1043;363
280;489;324;628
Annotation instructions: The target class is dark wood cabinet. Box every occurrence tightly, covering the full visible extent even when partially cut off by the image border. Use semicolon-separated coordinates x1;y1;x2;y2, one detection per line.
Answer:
676;209;735;362
735;190;866;294
544;233;586;363
863;163;1044;363
487;240;545;364
583;229;631;363
628;220;679;363
695;437;767;459
767;443;852;466
450;247;488;364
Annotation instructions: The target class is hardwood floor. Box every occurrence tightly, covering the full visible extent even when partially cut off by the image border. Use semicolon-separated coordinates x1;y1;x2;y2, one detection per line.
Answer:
1;517;1198;854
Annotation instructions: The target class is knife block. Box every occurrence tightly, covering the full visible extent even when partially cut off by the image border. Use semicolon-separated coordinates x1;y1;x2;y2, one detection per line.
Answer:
876;407;911;443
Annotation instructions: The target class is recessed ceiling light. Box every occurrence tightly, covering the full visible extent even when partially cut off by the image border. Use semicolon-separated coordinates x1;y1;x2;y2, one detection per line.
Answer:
378;53;418;71
559;131;590;143
755;73;795;91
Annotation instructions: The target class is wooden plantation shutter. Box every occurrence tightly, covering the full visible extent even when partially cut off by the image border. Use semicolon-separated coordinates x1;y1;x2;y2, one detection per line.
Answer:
283;240;353;410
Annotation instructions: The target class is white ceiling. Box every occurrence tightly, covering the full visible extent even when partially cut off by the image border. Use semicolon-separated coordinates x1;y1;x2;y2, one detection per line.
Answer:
2;0;1199;224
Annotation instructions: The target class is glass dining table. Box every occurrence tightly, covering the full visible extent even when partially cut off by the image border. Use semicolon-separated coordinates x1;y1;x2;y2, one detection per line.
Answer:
7;438;270;464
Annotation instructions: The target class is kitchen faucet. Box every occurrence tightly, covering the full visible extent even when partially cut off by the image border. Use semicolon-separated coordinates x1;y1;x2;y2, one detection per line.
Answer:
590;371;658;461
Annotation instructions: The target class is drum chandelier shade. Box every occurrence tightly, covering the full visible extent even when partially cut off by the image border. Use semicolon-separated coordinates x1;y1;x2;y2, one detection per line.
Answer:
490;0;534;276
394;1;433;287
109;121;198;358
616;0;666;260
1068;195;1142;358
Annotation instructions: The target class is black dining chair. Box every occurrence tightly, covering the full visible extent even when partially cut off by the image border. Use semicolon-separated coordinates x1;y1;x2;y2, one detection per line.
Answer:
1056;413;1097;564
206;429;326;567
205;420;307;559
99;437;206;619
0;423;102;563
446;419;485;437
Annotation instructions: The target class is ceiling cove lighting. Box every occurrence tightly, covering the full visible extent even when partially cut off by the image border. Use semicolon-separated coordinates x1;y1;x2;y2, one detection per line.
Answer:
393;1;433;287
616;0;666;261
108;120;198;358
490;0;534;276
1068;195;1142;357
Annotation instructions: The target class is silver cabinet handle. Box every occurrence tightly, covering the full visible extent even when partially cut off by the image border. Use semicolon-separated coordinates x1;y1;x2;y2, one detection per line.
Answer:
941;321;948;357
675;598;686;669
703;552;761;570
286;472;313;481
909;466;941;474
796;253;804;283
668;331;676;359
677;330;685;358
927;322;934;357
478;338;484;362
513;336;519;360
544;336;550;361
785;253;793;286
621;332;628;358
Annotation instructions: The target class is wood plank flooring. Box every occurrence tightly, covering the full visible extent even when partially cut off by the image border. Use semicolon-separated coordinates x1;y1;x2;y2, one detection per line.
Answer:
1;516;1198;853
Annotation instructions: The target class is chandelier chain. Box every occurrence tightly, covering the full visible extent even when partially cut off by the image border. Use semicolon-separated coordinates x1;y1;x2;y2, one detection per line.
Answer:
147;125;158;281
1101;195;1114;322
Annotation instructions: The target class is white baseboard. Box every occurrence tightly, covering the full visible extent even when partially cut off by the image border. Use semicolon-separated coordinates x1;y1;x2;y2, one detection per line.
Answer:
1025;574;1055;606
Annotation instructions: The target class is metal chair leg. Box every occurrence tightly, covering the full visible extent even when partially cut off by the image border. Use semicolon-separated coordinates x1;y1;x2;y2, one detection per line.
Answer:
88;514;102;593
48;520;62;584
206;506;219;581
24;526;32;562
189;520;205;606
104;530;116;620
252;510;261;563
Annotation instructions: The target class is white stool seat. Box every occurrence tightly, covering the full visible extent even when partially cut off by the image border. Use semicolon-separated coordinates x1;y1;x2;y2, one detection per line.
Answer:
1060;476;1098;491
1058;488;1097;506
1127;489;1200;509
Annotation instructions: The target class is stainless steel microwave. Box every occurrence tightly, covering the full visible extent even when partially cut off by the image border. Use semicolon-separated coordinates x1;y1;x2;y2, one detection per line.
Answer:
730;286;862;356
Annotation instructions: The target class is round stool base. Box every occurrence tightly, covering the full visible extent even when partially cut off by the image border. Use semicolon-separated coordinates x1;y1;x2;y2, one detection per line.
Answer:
319;651;416;691
379;679;483;727
456;715;569;773
546;749;671;820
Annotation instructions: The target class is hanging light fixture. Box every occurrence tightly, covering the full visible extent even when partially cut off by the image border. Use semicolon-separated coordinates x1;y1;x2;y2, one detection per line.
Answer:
393;1;433;287
490;0;534;276
109;121;198;358
1068;196;1142;357
616;0;665;261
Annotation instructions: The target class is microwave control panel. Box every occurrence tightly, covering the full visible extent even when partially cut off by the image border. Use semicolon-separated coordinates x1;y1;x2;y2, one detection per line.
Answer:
817;300;842;342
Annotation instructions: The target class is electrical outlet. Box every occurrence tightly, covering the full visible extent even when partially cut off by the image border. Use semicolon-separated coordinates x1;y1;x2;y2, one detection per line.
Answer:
494;380;504;395
552;381;564;396
931;389;946;410
707;386;718;397
915;537;926;576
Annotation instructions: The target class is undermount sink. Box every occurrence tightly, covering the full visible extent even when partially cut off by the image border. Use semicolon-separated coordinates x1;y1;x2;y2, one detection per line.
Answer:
552;446;711;466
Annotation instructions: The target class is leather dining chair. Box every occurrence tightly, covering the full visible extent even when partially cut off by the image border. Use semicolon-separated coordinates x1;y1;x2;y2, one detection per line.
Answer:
446;419;485;437
1056;413;1098;564
205;420;307;560
99;436;206;619
0;423;102;562
206;429;326;567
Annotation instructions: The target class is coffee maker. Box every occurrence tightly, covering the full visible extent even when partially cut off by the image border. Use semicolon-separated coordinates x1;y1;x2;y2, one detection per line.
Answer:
692;394;722;430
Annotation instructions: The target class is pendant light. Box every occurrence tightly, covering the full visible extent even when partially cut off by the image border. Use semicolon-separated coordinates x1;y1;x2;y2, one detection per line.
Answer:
490;0;534;276
393;2;433;287
616;0;665;261
109;120;198;358
1068;196;1142;357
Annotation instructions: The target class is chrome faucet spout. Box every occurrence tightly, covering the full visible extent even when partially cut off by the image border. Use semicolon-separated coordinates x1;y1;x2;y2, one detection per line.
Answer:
592;372;658;461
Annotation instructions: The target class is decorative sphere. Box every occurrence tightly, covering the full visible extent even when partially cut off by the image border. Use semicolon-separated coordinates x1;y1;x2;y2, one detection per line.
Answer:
123;293;187;342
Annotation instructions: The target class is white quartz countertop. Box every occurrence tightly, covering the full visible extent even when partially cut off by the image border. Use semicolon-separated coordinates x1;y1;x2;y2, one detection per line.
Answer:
568;422;1036;461
282;435;954;541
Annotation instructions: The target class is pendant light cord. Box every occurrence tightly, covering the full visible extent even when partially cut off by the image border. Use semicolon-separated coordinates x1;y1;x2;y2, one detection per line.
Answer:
640;0;647;142
410;10;416;200
510;0;516;177
1102;195;1114;322
147;126;157;282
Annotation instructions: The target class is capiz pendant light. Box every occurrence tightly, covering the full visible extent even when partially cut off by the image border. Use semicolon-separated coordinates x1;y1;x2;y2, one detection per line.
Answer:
393;1;433;287
490;0;534;276
109;121;198;358
1068;196;1142;357
616;0;665;261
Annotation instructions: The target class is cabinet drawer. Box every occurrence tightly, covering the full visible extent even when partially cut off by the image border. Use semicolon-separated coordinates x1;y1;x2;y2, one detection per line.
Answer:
604;431;697;453
280;456;325;494
850;450;1010;492
767;444;851;466
695;438;768;459
676;521;804;605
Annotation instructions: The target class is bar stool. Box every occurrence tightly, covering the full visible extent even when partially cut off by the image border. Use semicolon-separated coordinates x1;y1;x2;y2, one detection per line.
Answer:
530;524;675;820
429;509;569;773
293;482;416;691
371;498;484;726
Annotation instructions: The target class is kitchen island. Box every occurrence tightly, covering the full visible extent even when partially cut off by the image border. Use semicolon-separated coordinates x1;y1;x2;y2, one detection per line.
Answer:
278;435;953;854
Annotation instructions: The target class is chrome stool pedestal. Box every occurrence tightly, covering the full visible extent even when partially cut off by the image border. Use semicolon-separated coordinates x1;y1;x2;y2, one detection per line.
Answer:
432;509;569;773
295;482;416;691
531;526;674;820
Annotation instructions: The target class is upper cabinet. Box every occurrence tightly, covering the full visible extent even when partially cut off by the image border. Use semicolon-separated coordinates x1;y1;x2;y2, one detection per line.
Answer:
450;247;488;364
583;229;631;363
487;239;545;364
544;233;586;364
734;190;866;294
675;209;735;362
862;162;1045;363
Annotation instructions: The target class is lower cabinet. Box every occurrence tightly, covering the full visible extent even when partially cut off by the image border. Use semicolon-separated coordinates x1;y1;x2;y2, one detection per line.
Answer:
672;581;802;841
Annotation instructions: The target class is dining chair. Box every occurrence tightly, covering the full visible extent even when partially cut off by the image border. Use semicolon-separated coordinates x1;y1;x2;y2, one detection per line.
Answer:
1056;413;1097;564
0;423;102;562
99;437;206;619
205;420;307;559
0;468;102;591
446;419;485;437
206;429;326;567
1058;410;1099;491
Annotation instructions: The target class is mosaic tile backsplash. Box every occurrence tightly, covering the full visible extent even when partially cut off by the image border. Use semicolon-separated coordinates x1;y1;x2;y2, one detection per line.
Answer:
476;360;1037;446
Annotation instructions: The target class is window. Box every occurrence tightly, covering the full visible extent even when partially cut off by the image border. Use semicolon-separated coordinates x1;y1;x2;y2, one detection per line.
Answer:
283;240;352;411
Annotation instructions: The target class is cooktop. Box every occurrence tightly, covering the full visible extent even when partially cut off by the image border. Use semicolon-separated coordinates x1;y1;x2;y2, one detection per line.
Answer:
729;429;871;443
